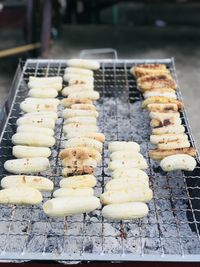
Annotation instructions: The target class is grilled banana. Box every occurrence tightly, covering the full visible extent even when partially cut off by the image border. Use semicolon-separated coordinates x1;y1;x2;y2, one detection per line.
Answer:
61;98;93;107
102;202;149;220
4;157;50;174
109;158;148;171
12;132;55;147
109;141;140;153
64;117;97;125
53;188;94;198
62;166;94;176
65;67;93;76
130;64;169;78
65;132;105;143
64;137;102;153
149;111;180;120
17;116;55;129
100;188;153;204
150;117;182;128
112;168;149;180
0;187;43;205
28;88;58;98
17;125;54;136
110;151;143;161
157;140;190;150
105;177;149;191
147;103;178;113
43;196;100;217
59;147;101;162
68;91;99;100
13;145;51;158
143;88;177;99
59;175;97;188
62;85;93;96
62;108;98;118
148;147;196;160
152;125;185;135
67;59;100;70
1;175;53;191
142;96;183;109
160;154;196;171
150;133;188;145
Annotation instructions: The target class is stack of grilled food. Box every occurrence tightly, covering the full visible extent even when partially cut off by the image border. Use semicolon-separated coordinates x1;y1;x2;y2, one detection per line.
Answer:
43;59;104;217
130;64;197;172
0;76;63;205
100;141;152;220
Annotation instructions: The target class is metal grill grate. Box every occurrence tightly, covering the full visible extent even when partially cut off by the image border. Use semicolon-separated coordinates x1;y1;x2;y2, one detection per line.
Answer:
0;59;199;262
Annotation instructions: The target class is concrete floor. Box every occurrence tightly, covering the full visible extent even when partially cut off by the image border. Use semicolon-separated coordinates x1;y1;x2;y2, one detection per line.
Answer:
1;25;200;149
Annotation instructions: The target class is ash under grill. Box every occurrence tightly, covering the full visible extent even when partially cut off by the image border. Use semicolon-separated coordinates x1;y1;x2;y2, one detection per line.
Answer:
0;59;199;262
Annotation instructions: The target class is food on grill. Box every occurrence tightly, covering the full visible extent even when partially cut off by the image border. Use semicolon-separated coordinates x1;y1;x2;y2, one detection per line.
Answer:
61;98;93;107
62;108;98;118
62;85;94;96
160;154;196;171
28;76;62;91
110;151;143;161
63;124;98;134
4;157;50;174
59;175;97;188
65;132;105;143
43;196;100;217
152;125;185;135
65;67;93;76
62;166;94;176
65;137;102;153
130;63;169;78
22;97;60;105
0;187;43;205
20;100;58;113
71;104;96;111
68;78;94;87
142;96;183;109
157;139;190;150
109;158;148;171
62;158;97;168
150;117;182;128
23;111;58;120
150;133;188;145
17;125;54;136
28;88;58;98
64;116;96;125
137;74;177;91
13;145;51;158
67;59;100;70
100;188;153;204
1;175;53;191
147;103;178;113
148;147;196;160
112;168;149;180
17;116;55;129
102;202;149;220
29;76;62;83
53;188;94;198
149;111;180;120
67;91;100;100
105;178;149;191
59;147;101;162
108;141;140;153
64;73;94;83
12;132;55;147
143;88;177;99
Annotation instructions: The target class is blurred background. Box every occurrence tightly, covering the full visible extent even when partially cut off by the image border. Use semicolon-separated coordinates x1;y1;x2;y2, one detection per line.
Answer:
0;0;200;148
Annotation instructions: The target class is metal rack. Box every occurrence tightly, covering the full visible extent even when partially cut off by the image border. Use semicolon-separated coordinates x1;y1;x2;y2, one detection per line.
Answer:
0;58;199;262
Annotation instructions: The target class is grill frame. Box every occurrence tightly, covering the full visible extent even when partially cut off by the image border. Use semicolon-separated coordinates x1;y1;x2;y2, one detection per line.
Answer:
0;58;199;262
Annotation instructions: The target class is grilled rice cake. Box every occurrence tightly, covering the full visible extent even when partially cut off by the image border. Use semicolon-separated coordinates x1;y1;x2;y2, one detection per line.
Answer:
149;147;196;160
142;96;183;110
131;64;169;78
137;74;177;91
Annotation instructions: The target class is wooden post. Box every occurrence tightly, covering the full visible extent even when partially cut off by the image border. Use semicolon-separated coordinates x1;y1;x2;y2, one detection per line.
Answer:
40;0;52;58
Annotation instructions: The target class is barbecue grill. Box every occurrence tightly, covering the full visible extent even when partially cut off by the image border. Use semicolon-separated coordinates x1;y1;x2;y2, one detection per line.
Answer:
0;53;200;263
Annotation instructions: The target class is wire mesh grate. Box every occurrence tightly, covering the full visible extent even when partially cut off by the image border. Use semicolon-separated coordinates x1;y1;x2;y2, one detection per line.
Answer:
0;59;199;261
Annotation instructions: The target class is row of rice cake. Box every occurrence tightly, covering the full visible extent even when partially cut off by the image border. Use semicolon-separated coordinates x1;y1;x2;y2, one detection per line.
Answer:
43;59;103;217
100;141;153;220
0;76;62;206
131;64;196;172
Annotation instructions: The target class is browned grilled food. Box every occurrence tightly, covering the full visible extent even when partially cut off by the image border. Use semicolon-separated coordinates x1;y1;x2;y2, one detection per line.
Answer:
149;147;196;160
130;64;169;78
147;103;178;113
59;147;101;162
61;98;93;108
62;166;94;176
137;74;177;91
70;104;96;111
150;117;181;128
142;96;183;110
